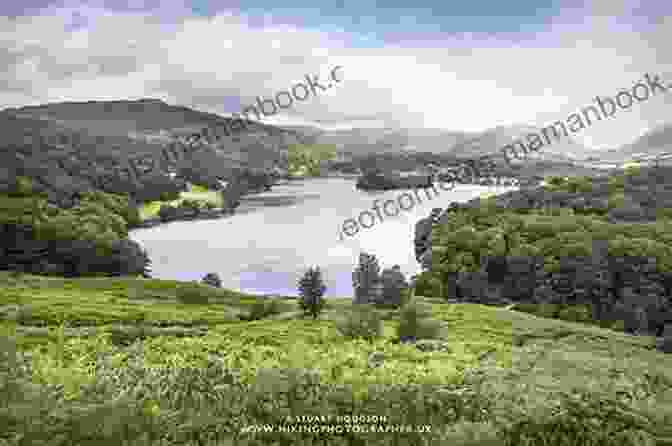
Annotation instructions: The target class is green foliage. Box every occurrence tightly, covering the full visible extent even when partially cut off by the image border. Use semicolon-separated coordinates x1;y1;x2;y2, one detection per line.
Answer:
608;174;626;192
546;175;566;187
414;272;442;298
624;164;642;176
537;303;562;319
380;265;407;307
557;305;593;323
247;298;284;321
179;198;201;210
565;176;593;193
297;266;327;319
428;202;672;284
608;192;627;210
189;184;210;193
6;175;41;197
545;175;593;193
511;302;539;315
335;304;383;342
287;143;337;177
80;190;141;228
0;185;140;259
397;301;444;341
1;274;671;445
175;283;210;305
159;190;180;202
353;252;381;303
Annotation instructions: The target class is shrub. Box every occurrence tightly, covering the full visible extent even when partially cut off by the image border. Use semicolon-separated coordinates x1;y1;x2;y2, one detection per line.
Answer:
607;192;626;210
546;176;566;187
557;304;593;323
159;191;180;202
247;298;284;321
536;303;561;319
511;302;540;315
297;266;327;319
180;199;201;210
335;304;383;342
397;301;444;341
7;176;34;197
176;283;210;304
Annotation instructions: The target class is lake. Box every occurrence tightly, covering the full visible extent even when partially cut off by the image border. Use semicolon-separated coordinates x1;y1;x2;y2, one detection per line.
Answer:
129;177;517;298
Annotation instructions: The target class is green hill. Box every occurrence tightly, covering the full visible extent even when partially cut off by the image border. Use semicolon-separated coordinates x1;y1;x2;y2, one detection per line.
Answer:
1;272;671;445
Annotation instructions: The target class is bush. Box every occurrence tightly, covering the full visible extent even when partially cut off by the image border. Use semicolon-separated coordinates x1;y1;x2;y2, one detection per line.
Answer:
414;272;442;298
557;304;593;323
7;176;34;197
536;303;561;319
607;193;626;210
180;199;201;210
397;301;444;341
247;298;284;321
511;302;540;315
176;283;210;304
159;191;180;202
335;304;383;342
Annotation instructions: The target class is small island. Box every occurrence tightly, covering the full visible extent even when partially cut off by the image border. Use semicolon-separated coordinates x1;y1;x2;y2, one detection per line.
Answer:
355;169;434;191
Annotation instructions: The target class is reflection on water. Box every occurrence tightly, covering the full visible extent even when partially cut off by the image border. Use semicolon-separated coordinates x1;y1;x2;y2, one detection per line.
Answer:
130;178;516;298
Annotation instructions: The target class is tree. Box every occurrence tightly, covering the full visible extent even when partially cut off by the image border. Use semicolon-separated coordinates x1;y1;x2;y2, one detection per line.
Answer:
380;265;408;307
352;252;381;304
297;266;327;319
158;204;178;222
202;272;222;288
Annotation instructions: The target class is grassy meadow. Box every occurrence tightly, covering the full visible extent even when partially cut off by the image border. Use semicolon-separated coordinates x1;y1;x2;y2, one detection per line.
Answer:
138;183;223;220
1;271;672;445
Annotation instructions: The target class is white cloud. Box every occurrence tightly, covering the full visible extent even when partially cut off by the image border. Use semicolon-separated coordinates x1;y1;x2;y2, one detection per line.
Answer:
0;6;670;149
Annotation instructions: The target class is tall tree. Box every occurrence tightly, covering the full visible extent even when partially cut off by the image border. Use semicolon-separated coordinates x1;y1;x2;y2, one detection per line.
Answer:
298;266;327;319
352;252;381;304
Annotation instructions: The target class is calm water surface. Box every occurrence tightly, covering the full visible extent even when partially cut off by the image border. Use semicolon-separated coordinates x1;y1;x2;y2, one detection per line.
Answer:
129;178;517;298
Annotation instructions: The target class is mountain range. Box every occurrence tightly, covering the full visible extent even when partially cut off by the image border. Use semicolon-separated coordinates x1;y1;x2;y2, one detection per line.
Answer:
3;97;671;207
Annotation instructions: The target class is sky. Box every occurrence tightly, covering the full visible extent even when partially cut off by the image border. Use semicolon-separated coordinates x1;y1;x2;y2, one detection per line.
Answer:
1;0;670;150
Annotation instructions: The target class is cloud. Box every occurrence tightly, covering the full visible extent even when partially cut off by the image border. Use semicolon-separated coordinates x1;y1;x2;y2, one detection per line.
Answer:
0;1;670;149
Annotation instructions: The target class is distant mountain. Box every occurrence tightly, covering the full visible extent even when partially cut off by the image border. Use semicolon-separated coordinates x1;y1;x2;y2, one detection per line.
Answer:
611;123;672;159
299;125;472;156
445;124;587;163
302;122;590;164
569;123;672;166
307;127;411;155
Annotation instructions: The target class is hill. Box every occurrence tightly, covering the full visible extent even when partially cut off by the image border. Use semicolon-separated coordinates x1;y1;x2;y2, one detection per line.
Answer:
0;99;309;206
0;272;670;445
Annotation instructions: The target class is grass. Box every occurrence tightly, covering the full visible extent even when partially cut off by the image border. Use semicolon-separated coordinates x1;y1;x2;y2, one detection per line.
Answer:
138;184;223;220
1;272;671;444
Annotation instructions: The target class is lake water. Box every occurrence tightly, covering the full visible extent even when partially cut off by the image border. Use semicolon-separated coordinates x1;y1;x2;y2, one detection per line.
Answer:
129;177;517;298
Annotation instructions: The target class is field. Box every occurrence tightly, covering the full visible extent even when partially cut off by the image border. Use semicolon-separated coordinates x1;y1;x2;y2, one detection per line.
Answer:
138;184;223;220
1;272;672;445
